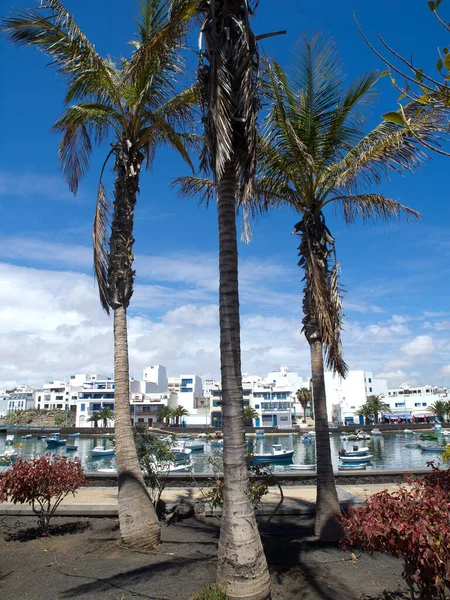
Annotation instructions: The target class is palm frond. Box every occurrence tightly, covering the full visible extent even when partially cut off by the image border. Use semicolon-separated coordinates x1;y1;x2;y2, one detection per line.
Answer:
138;118;194;171
333;103;446;190
93;175;112;314
331;194;421;225
53;103;120;193
151;84;199;129
172;175;215;206
198;0;259;200
1;0;119;106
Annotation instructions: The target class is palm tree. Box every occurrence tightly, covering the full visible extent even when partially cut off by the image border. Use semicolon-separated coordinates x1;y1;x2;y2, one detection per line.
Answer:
256;35;441;540
172;405;189;426
87;412;101;428
366;396;391;424
243;406;259;427
430;400;447;422
99;406;115;428
195;1;270;598
157;405;174;426
2;0;197;551
356;404;372;426
296;388;311;423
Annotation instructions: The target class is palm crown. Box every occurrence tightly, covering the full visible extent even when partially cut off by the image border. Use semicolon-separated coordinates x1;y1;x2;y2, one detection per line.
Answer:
257;34;443;376
2;0;198;312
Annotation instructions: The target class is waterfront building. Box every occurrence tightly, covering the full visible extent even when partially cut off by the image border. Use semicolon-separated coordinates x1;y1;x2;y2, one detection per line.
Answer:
143;365;168;392
324;370;388;425
34;380;72;411
130;391;177;427
7;391;35;413
382;383;448;421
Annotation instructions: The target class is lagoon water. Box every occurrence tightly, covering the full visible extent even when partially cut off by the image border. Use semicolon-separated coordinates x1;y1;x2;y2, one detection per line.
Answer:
0;431;445;473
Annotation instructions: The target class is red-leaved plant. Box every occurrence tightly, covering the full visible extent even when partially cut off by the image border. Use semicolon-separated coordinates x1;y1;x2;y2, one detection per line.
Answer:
339;465;450;600
0;454;87;532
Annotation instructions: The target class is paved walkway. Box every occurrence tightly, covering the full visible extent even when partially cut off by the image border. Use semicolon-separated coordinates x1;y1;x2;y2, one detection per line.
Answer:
0;483;401;517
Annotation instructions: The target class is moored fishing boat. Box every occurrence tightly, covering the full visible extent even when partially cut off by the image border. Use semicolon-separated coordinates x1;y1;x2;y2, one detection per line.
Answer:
338;464;367;471
340;454;373;464
5;435;15;445
0;448;18;465
250;444;294;464
66;445;78;451
419;444;444;453
290;464;316;471
405;442;420;449
339;446;369;457
184;440;205;452
22;434;32;439
67;433;80;438
91;446;116;457
255;429;265;437
46;435;67;446
371;428;383;436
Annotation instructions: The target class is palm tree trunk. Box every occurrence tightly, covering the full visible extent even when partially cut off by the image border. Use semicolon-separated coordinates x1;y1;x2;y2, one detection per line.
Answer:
310;339;342;541
216;163;270;600
114;305;160;550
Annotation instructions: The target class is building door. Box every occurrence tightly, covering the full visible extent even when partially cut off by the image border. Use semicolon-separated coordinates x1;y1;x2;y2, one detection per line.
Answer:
359;415;365;425
272;414;278;426
148;418;153;426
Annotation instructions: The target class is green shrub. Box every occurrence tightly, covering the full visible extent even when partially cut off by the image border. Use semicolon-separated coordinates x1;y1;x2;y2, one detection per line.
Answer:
191;585;227;600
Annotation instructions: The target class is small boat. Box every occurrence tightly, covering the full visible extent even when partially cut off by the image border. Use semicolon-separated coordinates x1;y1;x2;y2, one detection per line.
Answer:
340;454;373;463
290;464;316;471
197;433;207;439
302;434;313;443
250;444;295;464
91;446;116;457
46;436;67;446
66;445;78;451
67;433;80;438
338;464;367;471
357;433;372;440
210;439;224;448
178;435;191;441
184;440;205;452
405;442;420;449
420;434;438;441
371;428;383;436
37;435;48;440
21;434;32;439
434;423;443;432
404;429;413;434
339;446;369;457
170;441;192;457
441;430;450;437
419;444;444;453
152;459;192;473
98;468;117;473
5;435;15;445
255;429;265;437
0;448;18;464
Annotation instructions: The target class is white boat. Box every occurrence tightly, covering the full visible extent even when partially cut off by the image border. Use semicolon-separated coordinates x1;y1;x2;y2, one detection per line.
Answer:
441;430;450;437
340;454;373;464
91;446;116;457
5;435;15;445
152;459;192;473
255;429;265;437
357;433;372;440
250;444;295;464
21;434;32;439
67;433;80;438
434;423;443;432
184;440;205;452
339;446;369;457
0;448;18;464
290;464;316;471
302;433;313;443
371;428;383;436
170;441;192;457
403;429;413;434
338;464;367;471
419;444;444;453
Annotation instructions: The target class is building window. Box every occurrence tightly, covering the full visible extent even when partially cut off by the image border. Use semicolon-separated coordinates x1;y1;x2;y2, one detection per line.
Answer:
56;395;63;400
395;403;404;407
180;387;193;393
56;404;63;409
415;403;421;407
422;403;427;407
369;387;372;393
255;404;260;409
181;378;193;386
44;404;49;409
81;404;86;411
368;378;372;383
92;403;101;411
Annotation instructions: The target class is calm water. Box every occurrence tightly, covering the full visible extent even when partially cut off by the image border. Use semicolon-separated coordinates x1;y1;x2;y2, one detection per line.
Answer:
0;431;445;473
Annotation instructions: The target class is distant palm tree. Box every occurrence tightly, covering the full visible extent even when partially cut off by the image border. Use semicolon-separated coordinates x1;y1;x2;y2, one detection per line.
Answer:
2;0;197;552
430;400;447;422
243;406;259;427
99;406;115;428
173;405;189;426
255;35;441;540
87;412;101;428
366;396;391;424
296;388;311;423
157;405;174;426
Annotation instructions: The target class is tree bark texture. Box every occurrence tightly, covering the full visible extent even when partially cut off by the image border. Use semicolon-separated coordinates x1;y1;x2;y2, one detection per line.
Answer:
216;164;271;600
310;339;342;540
114;294;160;550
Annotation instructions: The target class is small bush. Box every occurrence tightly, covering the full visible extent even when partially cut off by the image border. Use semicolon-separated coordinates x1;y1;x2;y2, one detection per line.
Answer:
0;454;87;532
54;413;65;426
191;585;228;600
340;466;450;600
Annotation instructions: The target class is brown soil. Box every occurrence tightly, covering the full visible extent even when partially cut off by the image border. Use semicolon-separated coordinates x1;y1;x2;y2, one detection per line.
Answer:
0;515;408;600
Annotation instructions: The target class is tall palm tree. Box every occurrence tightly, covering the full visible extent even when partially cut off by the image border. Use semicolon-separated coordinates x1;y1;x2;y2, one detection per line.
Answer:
296;388;311;423
99;406;115;428
256;34;442;540
157;405;174;426
1;0;197;551
172;405;189;426
196;1;270;598
366;395;391;424
87;411;101;428
430;400;447;422
243;405;259;427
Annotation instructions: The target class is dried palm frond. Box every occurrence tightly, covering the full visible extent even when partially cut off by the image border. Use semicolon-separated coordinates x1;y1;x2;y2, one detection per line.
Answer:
93;178;112;314
332;194;421;225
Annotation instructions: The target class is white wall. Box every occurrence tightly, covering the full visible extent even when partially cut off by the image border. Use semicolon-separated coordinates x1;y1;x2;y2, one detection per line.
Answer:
143;365;168;392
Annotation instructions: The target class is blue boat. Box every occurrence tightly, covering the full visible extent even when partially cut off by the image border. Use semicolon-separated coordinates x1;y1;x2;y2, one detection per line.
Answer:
250;444;294;464
419;444;444;453
46;436;67;447
67;433;80;438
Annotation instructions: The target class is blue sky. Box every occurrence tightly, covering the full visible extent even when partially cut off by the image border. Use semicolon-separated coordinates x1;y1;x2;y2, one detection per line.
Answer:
0;0;449;389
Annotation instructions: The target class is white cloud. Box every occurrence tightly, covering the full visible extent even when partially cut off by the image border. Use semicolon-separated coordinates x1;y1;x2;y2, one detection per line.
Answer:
0;172;78;201
163;304;218;326
401;335;435;357
443;365;450;376
375;369;408;382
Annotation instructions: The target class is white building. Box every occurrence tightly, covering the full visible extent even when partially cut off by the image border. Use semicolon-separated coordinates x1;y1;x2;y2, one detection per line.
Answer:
75;376;115;427
0;393;9;417
34;380;71;411
324;370;388;425
130;391;177;427
383;383;448;421
265;366;310;420
7;391;35;413
143;365;168;392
